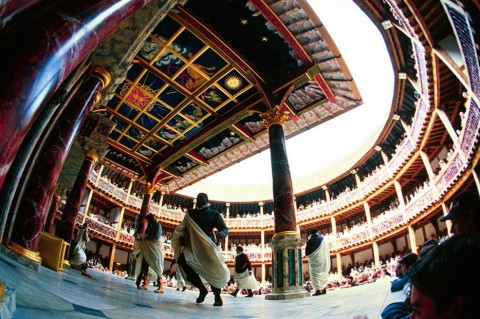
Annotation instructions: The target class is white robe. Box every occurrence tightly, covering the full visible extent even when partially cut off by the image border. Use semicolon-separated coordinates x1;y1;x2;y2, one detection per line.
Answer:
234;269;259;290
171;262;185;290
70;228;89;266
234;253;259;290
171;213;230;289
133;235;165;279
306;238;331;291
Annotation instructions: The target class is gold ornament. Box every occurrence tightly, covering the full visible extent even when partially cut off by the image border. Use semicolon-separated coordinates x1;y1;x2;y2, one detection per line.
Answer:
260;105;290;128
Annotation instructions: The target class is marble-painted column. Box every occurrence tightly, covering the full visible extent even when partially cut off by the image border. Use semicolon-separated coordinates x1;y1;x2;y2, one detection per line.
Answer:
0;0;151;194
44;194;61;234
261;106;307;300
136;183;156;235
8;67;110;259
261;106;296;233
57;152;98;244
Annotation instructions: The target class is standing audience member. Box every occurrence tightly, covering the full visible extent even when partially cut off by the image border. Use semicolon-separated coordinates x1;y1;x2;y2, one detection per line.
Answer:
134;213;165;293
171;193;230;307
229;245;258;297
305;228;330;296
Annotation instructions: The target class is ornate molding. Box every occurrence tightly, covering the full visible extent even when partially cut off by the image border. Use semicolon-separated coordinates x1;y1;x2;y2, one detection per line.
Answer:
90;66;112;89
6;241;42;263
143;183;156;195
272;230;299;239
85;151;99;163
260;105;290;128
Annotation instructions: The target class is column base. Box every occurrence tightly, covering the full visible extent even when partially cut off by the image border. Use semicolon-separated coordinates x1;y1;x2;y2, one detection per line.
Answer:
269;232;306;300
265;289;310;300
1;243;42;271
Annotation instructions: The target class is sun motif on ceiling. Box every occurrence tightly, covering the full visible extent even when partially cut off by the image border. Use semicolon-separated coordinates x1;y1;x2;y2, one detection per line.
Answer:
224;75;242;90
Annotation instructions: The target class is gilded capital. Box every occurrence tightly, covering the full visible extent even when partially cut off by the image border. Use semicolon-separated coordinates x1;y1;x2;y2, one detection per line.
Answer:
85;151;99;163
143;183;156;195
90;66;112;89
260;105;290;128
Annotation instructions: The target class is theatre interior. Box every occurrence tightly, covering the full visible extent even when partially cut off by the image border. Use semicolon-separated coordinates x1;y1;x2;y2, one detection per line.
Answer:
0;0;479;318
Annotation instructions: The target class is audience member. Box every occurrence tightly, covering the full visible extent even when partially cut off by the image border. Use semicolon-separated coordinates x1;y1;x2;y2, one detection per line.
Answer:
390;252;417;292
440;190;480;237
408;236;480;318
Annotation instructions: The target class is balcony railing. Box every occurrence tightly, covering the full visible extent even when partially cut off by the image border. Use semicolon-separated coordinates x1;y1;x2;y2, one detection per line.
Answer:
83;72;479;254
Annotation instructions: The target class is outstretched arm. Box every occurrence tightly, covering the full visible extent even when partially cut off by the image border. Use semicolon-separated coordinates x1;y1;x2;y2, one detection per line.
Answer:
215;214;228;239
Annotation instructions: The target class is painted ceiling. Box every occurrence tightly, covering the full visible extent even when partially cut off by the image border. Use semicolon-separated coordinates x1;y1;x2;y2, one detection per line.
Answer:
101;0;362;191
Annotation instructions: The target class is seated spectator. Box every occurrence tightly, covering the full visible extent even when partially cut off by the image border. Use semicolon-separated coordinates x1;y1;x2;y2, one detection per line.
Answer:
382;241;436;319
390;252;417;292
408;236;480;318
417;239;437;260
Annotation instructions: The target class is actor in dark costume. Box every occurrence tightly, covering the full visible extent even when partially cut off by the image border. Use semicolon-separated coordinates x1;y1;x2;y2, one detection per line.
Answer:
305;228;330;296
172;193;229;307
229;245;258;297
134;213;165;293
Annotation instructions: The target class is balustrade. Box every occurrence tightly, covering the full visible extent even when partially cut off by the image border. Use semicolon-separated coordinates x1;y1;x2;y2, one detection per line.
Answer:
372;210;403;236
336;225;370;250
404;187;437;221
388;138;414;173
435;152;464;195
361;167;389;195
460;99;480;159
84;217;118;240
80;73;477;255
127;195;142;207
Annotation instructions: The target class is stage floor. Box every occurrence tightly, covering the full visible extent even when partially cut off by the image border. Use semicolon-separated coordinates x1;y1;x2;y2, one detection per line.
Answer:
0;252;404;319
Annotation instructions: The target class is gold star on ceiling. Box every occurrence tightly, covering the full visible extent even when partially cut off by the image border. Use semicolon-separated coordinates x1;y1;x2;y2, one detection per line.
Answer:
261;36;268;42
240;19;248;25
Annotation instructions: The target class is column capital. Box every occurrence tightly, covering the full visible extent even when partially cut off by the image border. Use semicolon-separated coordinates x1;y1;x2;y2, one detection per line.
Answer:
260;105;289;128
226;202;230;207
143;183;156;195
85;151;99;163
258;201;264;207
90;66;112;89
